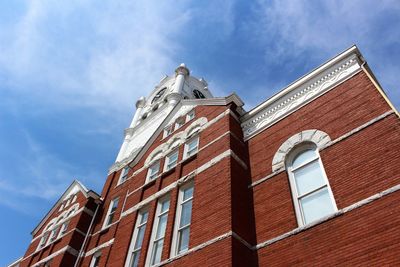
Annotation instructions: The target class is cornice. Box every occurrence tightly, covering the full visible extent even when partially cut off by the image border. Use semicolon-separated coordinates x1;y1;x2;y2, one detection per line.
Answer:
241;46;364;140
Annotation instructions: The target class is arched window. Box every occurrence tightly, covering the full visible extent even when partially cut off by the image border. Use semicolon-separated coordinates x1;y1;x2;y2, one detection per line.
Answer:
286;143;337;226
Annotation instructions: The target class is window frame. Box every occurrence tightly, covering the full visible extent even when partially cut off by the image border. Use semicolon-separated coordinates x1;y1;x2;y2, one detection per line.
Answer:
125;208;149;267
58;203;64;212
90;251;101;267
146;196;170;266
58;220;70;238
38;231;50;249
146;160;160;183
103;197;120;229
186;110;195;122
286;143;337;226
164;150;179;171
183;136;199;159
119;166;130;184
47;225;60;245
163;125;173;138
171;182;194;256
174;118;184;131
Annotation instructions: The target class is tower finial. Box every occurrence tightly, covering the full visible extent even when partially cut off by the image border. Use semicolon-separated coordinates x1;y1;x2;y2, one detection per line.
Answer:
175;63;190;76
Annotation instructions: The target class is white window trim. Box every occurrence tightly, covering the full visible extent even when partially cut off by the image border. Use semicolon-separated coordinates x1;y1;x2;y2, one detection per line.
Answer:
46;225;60;245
163;125;173;138
125;208;149;267
58;203;64;212
164;150;179;172
90;251;101;267
170;182;194;257
38;232;49;250
183;136;199;159
102;197;119;229
146;160;160;183
286;143;337;226
186;110;195;122
146;196;170;266
118;166;130;185
174;119;184;131
58;220;70;238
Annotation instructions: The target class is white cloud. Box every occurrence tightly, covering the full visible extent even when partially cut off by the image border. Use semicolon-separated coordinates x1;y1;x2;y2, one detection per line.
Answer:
0;0;242;215
252;0;400;60
244;0;400;109
0;0;192;113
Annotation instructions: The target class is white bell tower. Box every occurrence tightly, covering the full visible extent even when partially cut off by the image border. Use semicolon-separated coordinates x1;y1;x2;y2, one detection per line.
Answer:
114;64;213;164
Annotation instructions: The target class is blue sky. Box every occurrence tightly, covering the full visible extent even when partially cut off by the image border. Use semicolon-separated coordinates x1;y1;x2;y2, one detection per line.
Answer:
1;0;399;265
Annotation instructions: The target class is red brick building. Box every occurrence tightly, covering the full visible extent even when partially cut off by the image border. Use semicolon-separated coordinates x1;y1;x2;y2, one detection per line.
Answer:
12;46;400;267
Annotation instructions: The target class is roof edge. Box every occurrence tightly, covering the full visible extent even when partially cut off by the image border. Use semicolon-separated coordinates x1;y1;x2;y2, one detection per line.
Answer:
241;45;365;140
31;180;100;236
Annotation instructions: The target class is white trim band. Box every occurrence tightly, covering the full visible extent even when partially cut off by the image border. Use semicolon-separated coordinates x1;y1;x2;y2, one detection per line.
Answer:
255;183;400;250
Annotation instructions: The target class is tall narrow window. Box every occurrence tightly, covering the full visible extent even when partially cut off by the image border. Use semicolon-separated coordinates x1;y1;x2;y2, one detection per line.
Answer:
287;144;337;226
146;161;160;182
165;150;178;171
104;198;119;228
175;118;184;130
186;110;195;122
164;125;173;138
38;232;49;249
90;252;101;267
125;209;149;267
47;225;60;244
58;220;69;237
119;166;130;184
184;137;199;158
171;183;194;256
147;197;170;266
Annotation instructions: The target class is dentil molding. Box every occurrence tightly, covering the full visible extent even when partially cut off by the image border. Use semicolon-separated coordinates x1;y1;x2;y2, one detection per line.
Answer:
241;47;363;140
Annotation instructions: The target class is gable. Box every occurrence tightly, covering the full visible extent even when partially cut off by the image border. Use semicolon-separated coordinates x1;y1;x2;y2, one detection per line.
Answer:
31;180;100;236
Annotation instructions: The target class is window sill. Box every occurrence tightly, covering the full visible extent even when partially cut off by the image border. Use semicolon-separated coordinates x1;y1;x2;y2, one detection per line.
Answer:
181;153;197;165
143;178;157;189
99;226;111;234
162;166;176;177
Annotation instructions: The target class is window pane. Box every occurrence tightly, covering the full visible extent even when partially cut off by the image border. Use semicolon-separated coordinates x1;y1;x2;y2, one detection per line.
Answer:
300;187;335;224
111;199;119;212
170;152;178;162
294;160;326;196
183;187;193;201
93;256;101;267
180;200;192;227
130;251;140;267
178;227;190;253
167;151;178;169
134;226;146;249
151;163;159;173
140;211;148;224
156;214;168;239
123;167;129;176
60;221;69;235
188;140;197;150
151;239;164;265
292;149;317;169
106;214;114;225
161;200;170;213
